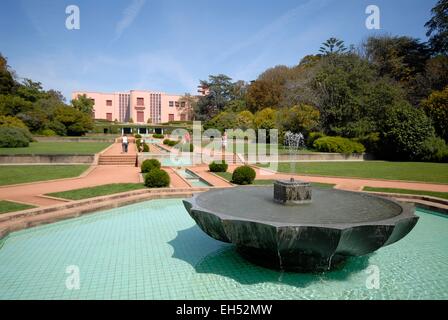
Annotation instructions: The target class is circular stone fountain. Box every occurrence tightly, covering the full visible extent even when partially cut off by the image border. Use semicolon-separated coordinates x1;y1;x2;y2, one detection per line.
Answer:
182;180;419;272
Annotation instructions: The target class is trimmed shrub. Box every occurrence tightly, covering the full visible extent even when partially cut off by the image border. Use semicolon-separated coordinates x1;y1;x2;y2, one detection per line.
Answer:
163;139;170;145
39;129;57;136
232;165;256;185
144;168;170;188
142;142;149;152
167;140;179;147
141;159;161;173
134;134;142;139
209;161;228;172
313;136;365;154
0;127;30;148
153;133;164;139
306;132;325;147
418;136;448;162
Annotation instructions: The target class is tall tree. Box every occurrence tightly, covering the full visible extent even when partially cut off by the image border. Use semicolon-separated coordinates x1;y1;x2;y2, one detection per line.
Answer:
195;74;238;120
319;38;347;55
71;94;94;115
425;0;448;55
0;53;16;95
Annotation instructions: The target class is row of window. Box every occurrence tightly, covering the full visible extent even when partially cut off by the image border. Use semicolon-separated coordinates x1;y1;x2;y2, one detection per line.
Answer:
169;101;185;108
91;98;184;108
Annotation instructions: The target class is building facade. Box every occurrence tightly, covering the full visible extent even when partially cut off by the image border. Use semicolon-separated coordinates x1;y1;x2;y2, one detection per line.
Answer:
71;90;190;124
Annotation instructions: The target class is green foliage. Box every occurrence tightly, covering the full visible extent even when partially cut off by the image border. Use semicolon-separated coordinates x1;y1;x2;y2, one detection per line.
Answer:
254;108;276;131
71;94;94;114
0;54;15;95
307;132;326;147
209;161;228;172
277;104;320;135
152;133;164;139
134;134;142;139
0;94;33;116
313;136;366;154
235;110;254;130
163;139;179;147
144;168;170;188
0;115;28;129
38;129;57;136
0;127;30;147
421;86;448;142
379;102;434;160
141;159;161;173
54;106;93;136
142;142;149;152
231;165;256;185
425;0;448;55
417;136;448;162
204;111;237;132
319;38;347;55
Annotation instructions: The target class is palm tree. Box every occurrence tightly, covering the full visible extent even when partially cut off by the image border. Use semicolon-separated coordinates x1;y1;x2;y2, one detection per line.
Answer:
319;38;347;55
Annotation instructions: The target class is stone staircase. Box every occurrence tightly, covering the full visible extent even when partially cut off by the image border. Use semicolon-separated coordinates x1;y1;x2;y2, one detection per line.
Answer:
98;154;137;166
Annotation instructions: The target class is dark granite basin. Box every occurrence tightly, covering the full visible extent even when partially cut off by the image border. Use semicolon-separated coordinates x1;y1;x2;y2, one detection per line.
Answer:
183;186;419;272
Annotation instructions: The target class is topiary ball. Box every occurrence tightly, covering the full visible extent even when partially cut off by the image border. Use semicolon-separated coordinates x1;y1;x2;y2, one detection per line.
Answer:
144;168;170;188
141;158;161;173
231;165;256;185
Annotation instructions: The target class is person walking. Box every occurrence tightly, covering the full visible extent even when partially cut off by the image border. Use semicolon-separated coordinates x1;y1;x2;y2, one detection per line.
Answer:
122;135;129;153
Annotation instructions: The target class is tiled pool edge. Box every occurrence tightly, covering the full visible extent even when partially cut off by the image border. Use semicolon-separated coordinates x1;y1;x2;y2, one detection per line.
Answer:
0;187;209;241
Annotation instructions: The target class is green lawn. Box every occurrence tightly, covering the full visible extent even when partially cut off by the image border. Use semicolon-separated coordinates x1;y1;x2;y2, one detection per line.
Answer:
47;183;146;200
0;165;90;186
0;142;111;155
214;172;334;188
0;200;36;214
363;187;448;200
260;161;448;184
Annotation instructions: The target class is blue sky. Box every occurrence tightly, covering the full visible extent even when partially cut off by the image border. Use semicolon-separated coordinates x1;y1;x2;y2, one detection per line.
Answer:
0;0;437;100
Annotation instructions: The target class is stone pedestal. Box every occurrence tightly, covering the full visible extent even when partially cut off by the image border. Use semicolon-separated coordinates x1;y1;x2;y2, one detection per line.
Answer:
273;178;312;205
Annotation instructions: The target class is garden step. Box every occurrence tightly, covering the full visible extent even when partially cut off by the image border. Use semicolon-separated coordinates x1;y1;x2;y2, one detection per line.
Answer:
98;154;137;166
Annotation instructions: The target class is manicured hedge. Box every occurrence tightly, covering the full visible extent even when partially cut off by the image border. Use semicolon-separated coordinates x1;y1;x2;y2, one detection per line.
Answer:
313;136;365;154
209;161;228;172
152;134;164;139
0;127;32;148
142;142;149;152
141;159;161;173
144;168;170;188
232;165;256;185
307;132;325;147
134;134;142;139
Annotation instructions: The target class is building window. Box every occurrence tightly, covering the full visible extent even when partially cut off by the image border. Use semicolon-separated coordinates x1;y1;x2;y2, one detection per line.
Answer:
137;97;144;106
180;114;186;121
106;113;112;121
175;101;179;107
106;100;112;106
180;102;186;108
168;114;175;122
169;101;174;107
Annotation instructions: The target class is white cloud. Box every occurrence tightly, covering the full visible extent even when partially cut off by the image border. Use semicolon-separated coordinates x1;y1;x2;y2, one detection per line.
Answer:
114;0;146;41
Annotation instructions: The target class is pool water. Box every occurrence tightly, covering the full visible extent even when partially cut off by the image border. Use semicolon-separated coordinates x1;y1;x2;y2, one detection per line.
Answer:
160;156;192;167
0;199;447;300
176;169;212;187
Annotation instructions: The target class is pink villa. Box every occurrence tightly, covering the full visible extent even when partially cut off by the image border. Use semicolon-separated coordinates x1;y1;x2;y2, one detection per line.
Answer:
71;90;190;124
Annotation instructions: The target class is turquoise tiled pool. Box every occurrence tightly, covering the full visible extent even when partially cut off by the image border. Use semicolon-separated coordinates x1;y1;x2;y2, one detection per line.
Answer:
0;199;447;300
